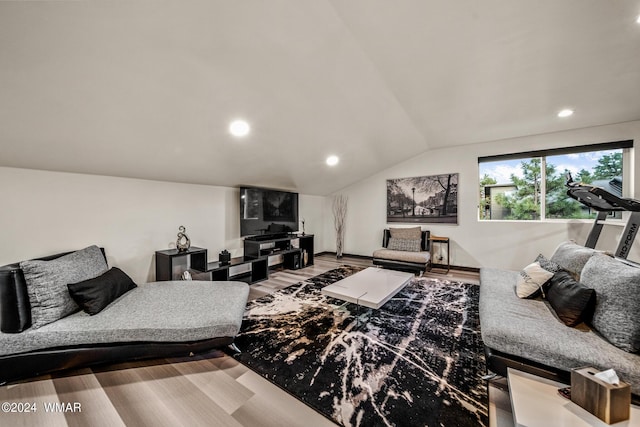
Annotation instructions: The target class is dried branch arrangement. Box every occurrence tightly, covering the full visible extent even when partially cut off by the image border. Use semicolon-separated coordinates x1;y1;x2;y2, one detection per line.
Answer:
332;194;348;258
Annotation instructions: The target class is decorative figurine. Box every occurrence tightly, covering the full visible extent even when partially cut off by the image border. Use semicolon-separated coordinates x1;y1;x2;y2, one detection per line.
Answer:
219;250;231;265
301;218;306;236
176;225;191;252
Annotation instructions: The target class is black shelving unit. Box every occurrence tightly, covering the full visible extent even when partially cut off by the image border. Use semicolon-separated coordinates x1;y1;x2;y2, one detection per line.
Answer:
155;247;208;281
297;235;314;267
429;236;450;274
283;250;302;270
155;235;313;284
244;234;314;267
206;257;269;283
244;236;293;259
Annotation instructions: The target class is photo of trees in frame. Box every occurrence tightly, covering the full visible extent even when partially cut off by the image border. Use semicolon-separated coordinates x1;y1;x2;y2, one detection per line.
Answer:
387;173;458;224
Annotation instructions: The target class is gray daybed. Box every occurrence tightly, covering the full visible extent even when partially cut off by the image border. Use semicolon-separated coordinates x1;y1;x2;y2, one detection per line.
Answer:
0;246;249;384
479;242;640;399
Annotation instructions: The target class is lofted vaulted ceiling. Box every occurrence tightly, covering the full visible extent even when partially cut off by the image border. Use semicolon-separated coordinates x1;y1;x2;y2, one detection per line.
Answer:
1;1;639;195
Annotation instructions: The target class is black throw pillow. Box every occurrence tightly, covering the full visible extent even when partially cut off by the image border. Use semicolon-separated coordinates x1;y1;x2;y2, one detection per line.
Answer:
68;267;137;315
546;270;596;327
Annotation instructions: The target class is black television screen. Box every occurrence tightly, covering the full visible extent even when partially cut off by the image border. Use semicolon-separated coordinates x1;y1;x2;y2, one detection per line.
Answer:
240;186;299;237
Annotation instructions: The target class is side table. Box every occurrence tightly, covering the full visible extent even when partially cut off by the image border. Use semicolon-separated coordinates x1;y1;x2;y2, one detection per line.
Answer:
507;368;639;426
429;236;450;273
155;247;208;281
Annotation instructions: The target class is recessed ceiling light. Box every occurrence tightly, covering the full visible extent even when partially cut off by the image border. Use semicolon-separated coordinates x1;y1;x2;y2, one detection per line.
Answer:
636;14;640;24
326;155;339;166
557;109;574;118
229;119;250;137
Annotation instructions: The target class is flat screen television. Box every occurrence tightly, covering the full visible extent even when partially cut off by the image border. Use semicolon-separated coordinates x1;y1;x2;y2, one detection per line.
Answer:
240;186;299;238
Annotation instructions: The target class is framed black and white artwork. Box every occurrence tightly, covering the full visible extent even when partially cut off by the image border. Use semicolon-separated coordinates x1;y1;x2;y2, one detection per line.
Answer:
387;173;458;224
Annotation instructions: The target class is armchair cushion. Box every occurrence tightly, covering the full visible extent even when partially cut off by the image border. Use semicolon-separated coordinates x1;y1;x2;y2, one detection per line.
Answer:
387;238;421;252
389;227;422;240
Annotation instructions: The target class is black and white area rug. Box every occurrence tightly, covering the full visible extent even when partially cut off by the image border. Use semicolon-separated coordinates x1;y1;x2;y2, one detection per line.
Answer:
234;266;488;427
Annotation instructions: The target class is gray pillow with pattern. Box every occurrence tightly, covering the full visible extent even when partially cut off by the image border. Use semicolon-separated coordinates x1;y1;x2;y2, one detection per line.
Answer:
21;245;108;329
534;254;562;274
580;254;640;353
387;237;421;252
389;227;422;240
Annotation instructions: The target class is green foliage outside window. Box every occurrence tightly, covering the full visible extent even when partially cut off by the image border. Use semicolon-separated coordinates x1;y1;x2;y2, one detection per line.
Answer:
593;152;622;179
480;149;623;220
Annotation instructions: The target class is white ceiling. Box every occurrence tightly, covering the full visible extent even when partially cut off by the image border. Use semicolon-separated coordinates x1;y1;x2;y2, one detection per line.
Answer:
1;1;639;195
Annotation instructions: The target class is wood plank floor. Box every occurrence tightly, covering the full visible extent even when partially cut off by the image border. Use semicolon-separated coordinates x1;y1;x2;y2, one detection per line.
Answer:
0;254;512;427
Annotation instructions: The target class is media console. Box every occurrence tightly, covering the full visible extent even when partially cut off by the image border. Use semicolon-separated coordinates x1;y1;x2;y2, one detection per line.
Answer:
244;234;314;268
155;234;314;284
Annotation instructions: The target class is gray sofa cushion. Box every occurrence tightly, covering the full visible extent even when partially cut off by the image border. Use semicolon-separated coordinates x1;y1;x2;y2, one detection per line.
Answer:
20;245;108;329
0;280;249;356
581;254;640;353
550;241;599;280
372;248;430;264
479;267;640;395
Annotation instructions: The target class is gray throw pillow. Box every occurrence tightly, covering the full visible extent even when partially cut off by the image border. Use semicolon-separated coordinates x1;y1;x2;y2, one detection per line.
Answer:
549;241;600;280
535;254;562;274
389;227;422;240
20;245;108;329
387;238;421;252
580;254;640;353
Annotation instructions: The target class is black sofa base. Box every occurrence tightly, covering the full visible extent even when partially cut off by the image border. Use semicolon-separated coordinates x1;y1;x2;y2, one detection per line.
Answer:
485;345;569;383
0;336;234;385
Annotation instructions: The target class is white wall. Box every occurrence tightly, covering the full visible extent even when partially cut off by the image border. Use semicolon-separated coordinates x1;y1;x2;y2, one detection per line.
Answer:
298;193;327;252
0;167;326;283
3;120;637;278
324;121;640;270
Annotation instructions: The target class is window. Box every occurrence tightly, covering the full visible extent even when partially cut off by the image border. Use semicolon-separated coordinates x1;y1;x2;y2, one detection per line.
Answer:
479;141;632;221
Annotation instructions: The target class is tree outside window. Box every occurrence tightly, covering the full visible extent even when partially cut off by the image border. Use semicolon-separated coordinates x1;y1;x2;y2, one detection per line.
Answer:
479;149;623;221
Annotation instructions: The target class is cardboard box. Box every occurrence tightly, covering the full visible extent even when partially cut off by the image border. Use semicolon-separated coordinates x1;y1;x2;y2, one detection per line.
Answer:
571;367;631;424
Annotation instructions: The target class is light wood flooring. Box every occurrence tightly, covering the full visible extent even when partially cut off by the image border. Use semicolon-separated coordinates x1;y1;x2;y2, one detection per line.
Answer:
0;254;513;427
